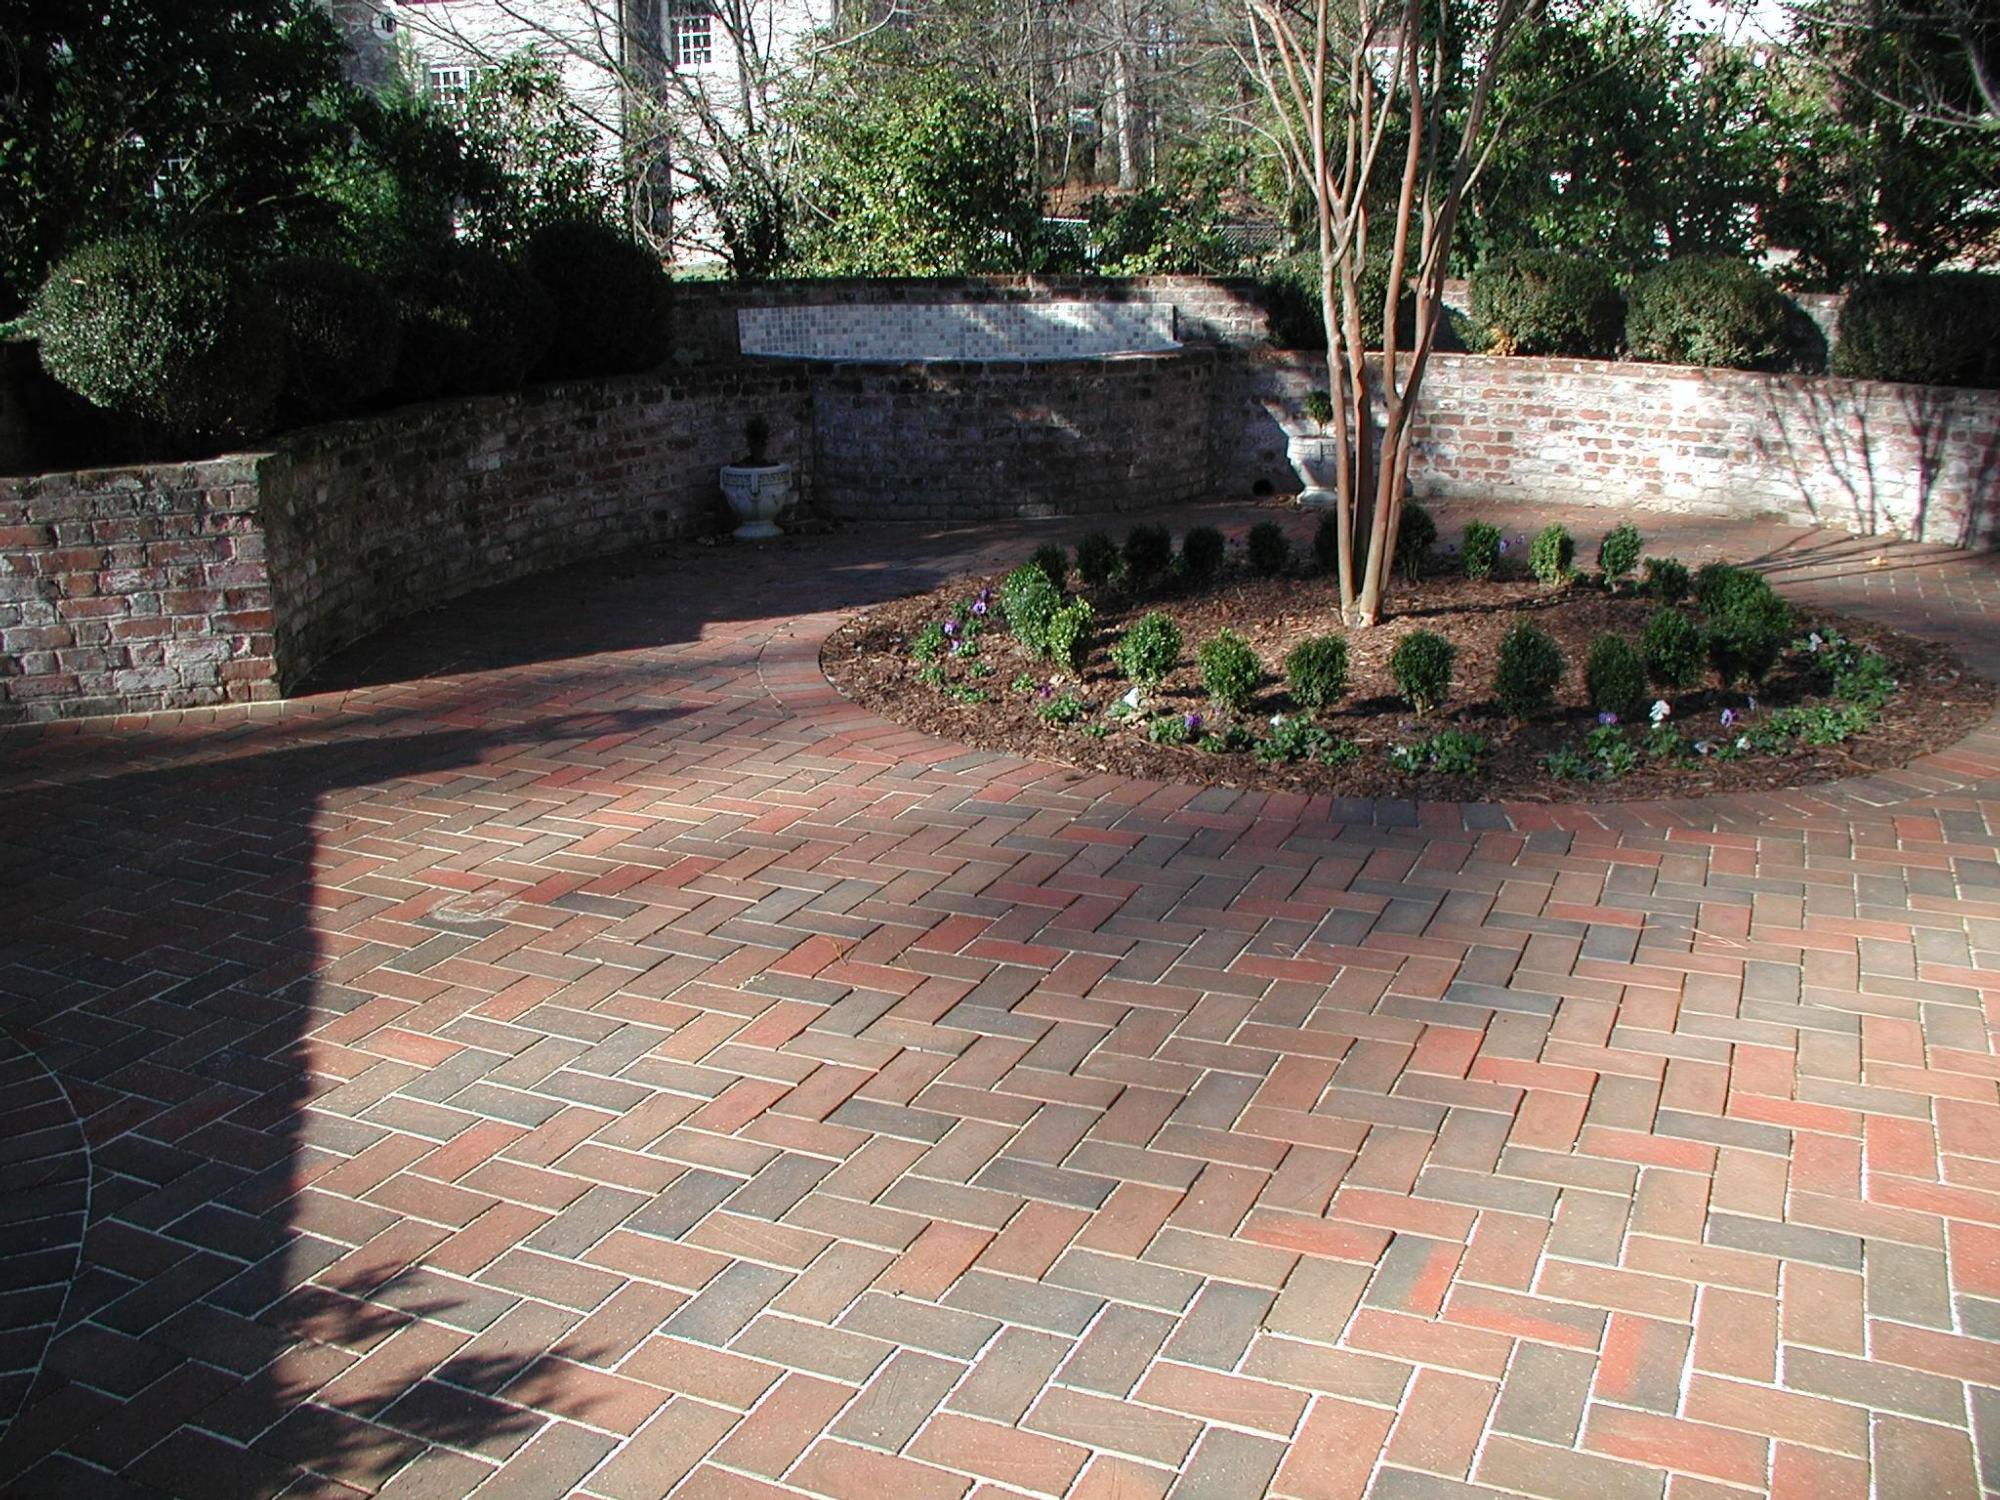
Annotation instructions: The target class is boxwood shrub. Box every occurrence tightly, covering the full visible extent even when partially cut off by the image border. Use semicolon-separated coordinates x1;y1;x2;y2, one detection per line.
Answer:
1624;257;1794;371
1468;250;1623;358
391;243;556;401
523;218;672;380
257;257;401;425
33;233;284;445
1832;273;2000;389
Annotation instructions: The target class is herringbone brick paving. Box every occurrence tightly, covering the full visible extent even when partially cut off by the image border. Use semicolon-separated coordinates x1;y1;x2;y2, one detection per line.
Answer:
2;503;1998;1498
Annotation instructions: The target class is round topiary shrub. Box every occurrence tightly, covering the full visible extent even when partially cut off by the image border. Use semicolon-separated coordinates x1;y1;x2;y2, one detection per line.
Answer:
1391;630;1456;714
257;257;401;426
1180;526;1226;587
1076;531;1120;589
1624;257;1794;371
1285;634;1350;714
1704;574;1794;687
1596;522;1642;589
1493;622;1565;719
1247;521;1291;577
1468;250;1623;358
1832;273;2000;389
1643;556;1692;603
1112;611;1182;692
391;242;557;402
1461;520;1502;581
523;218;672;381
1529;523;1574;587
1586;635;1648;721
1394;502;1437;582
1198;628;1262;713
1001;563;1062;656
33;234;283;446
1642;606;1706;691
1031;543;1069;591
1123;524;1174;591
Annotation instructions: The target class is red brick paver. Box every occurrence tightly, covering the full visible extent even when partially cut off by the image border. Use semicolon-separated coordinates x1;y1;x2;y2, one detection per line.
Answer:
2;504;1999;1498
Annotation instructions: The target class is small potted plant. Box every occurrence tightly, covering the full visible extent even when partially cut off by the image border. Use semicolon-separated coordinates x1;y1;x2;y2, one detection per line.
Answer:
1287;389;1339;507
720;414;791;540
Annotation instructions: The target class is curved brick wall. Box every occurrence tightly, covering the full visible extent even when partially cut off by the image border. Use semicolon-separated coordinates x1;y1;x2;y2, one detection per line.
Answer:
812;350;1219;522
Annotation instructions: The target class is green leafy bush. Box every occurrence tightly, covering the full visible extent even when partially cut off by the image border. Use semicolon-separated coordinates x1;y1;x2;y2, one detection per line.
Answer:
1529;523;1574;587
1462;520;1502;580
1123;524;1174;590
1389;730;1487;776
1030;543;1069;590
1597;522;1643;589
1586;636;1648;721
522;218;671;380
1624;257;1794;371
1198;629;1262;713
33;234;283;444
1395;503;1436;582
1643;557;1692;603
1705;575;1794;686
391;242;556;400
1313;513;1340;574
1285;635;1350;714
1045;598;1093;670
1180;526;1226;587
1257;716;1347;764
1832;274;2000;389
1001;564;1061;656
1246;521;1290;577
1467;250;1623;358
1036;690;1085;723
1642;607;1706;691
1391;630;1456;714
1148;710;1200;745
1112;611;1182;691
257;257;400;425
1493;623;1565;719
1694;561;1750;612
1076;531;1120;589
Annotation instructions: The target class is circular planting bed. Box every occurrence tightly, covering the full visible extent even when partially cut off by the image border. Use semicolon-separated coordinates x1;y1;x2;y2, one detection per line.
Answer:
823;517;1994;802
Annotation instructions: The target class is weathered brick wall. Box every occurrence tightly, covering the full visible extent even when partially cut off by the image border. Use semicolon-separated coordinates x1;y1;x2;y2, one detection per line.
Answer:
813;350;1218;522
674;276;1276;360
0;458;278;720
1226;351;2000;547
261;368;810;693
1;367;810;722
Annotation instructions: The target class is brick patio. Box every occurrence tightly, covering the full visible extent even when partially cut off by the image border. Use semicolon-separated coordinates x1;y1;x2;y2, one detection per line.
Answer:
3;503;1998;1499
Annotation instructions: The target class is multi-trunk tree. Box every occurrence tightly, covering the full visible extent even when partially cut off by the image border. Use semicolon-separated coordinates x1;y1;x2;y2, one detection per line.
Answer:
1244;0;1539;627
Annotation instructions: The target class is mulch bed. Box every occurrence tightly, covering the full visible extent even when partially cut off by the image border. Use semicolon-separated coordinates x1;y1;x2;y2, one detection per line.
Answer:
821;562;1995;803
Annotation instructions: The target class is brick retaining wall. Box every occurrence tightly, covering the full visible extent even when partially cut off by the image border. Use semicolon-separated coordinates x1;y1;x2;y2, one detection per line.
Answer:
1231;351;2000;547
813;351;1219;522
1;366;810;722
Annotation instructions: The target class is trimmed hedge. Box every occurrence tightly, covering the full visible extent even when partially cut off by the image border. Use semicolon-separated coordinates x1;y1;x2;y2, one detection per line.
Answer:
32;234;283;445
1468;250;1623;358
391;243;556;402
1832;273;2000;389
1624;257;1795;372
257;258;401;425
524;218;673;381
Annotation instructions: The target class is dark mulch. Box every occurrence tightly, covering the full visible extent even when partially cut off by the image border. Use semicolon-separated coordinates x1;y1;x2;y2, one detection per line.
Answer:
821;563;1995;803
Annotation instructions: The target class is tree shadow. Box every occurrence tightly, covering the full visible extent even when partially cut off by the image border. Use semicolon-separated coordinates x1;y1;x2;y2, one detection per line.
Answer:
0;703;694;1491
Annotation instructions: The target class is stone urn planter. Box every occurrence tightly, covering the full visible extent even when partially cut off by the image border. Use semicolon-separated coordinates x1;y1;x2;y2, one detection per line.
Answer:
1287;388;1339;507
1286;433;1341;507
721;415;790;540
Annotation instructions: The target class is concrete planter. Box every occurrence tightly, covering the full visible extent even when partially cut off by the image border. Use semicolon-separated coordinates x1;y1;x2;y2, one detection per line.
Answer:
1286;433;1341;507
720;462;791;540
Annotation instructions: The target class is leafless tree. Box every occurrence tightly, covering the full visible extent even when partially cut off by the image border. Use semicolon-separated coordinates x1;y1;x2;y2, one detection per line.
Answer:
1243;0;1538;626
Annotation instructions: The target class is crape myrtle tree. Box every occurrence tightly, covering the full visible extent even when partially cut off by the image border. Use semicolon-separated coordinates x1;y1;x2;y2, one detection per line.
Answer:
1243;0;1540;627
